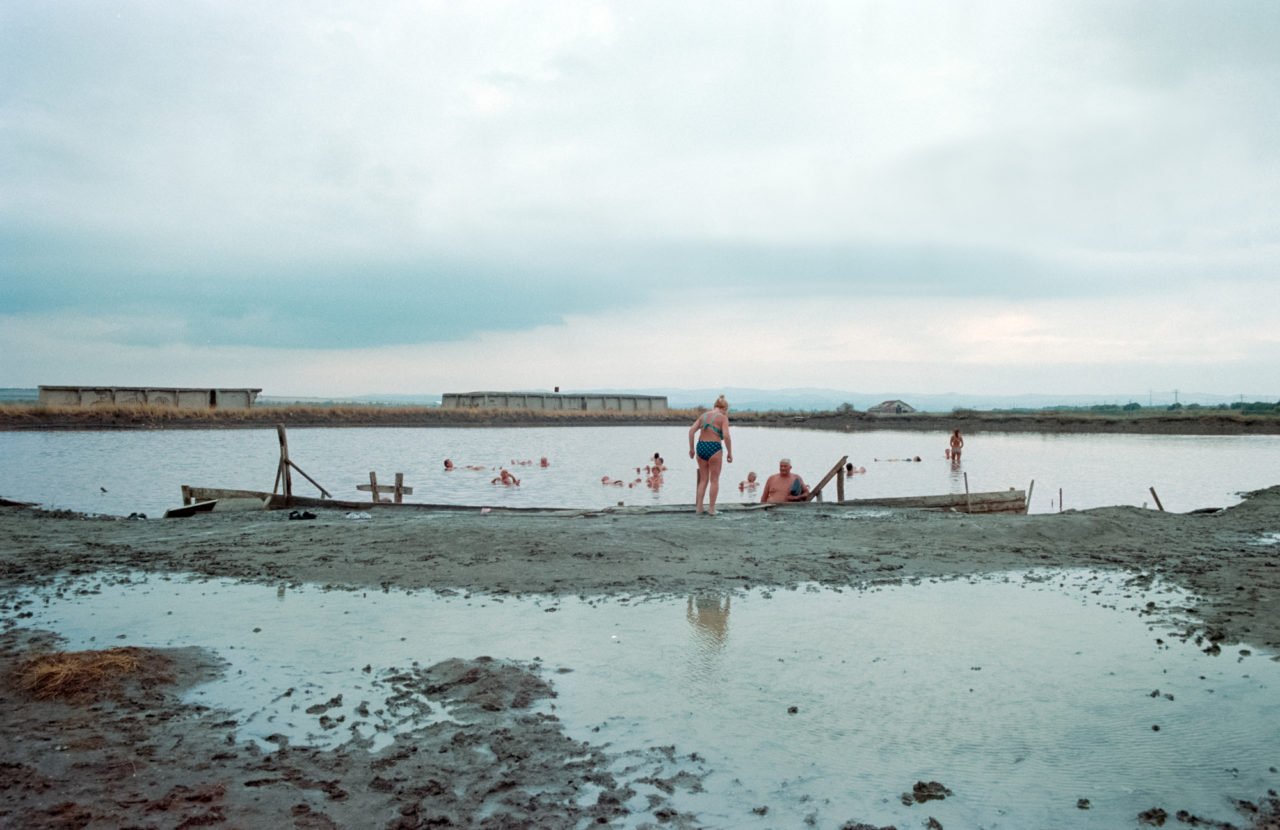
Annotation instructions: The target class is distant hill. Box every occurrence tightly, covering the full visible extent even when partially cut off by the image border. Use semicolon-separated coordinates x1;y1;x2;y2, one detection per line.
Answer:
303;388;1270;413
587;387;1256;412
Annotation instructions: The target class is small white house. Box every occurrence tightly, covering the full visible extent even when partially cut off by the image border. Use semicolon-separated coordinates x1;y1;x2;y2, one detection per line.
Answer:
867;399;916;415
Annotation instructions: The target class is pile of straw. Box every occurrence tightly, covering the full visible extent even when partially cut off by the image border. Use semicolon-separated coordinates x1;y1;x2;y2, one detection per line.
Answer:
17;647;162;701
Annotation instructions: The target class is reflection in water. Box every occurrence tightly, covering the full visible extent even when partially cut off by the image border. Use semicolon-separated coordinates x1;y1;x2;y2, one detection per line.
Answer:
6;571;1280;828
685;594;731;682
687;595;731;647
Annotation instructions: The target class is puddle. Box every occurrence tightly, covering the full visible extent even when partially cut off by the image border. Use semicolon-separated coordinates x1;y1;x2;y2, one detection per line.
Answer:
4;569;1278;828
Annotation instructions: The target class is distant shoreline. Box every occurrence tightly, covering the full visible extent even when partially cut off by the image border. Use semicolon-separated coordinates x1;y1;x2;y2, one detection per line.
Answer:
2;405;1278;435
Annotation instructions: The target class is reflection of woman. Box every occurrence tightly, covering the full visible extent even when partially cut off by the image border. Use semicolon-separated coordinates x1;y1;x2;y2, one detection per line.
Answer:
688;395;733;515
686;594;731;647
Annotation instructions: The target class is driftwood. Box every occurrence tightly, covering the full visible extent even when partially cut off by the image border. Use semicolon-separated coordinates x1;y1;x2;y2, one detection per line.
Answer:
838;489;1027;514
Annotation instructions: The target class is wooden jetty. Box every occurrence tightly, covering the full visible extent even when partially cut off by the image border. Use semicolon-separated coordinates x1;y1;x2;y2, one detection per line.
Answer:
175;484;1027;516
835;489;1026;514
170;428;1027;517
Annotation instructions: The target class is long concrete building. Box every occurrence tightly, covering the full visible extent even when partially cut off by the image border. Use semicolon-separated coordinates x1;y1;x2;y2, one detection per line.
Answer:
442;391;668;412
38;386;261;410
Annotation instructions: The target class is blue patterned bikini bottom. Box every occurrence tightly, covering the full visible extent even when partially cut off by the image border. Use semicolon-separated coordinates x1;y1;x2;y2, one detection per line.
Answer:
696;441;722;460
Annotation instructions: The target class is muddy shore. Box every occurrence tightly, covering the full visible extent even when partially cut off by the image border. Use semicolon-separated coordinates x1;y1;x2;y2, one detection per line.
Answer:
2;493;1279;828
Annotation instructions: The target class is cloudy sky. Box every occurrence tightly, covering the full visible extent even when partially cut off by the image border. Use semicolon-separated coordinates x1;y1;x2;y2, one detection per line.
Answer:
2;1;1277;400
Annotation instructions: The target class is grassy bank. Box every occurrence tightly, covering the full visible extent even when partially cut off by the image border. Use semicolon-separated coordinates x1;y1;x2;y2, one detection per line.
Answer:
2;403;1279;435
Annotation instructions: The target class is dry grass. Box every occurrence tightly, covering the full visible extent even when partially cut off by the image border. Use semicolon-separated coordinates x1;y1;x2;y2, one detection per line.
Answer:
16;647;168;701
0;403;702;429
2;402;1276;434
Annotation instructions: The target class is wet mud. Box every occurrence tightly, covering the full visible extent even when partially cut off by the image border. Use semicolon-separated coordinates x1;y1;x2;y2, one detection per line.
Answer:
2;487;1280;827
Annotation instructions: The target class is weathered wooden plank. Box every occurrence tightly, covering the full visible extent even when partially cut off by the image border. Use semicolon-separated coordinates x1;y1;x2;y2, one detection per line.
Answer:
839;489;1026;513
163;500;218;518
356;484;414;495
179;486;1026;515
805;455;849;502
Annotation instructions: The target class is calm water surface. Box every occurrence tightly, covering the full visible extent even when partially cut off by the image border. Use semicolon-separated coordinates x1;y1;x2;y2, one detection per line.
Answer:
2;426;1279;516
6;569;1277;828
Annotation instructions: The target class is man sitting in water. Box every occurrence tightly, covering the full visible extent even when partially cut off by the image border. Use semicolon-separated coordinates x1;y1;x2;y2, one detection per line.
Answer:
760;458;809;503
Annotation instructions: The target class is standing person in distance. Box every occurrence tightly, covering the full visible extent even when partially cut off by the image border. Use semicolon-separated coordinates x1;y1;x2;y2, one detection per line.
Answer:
949;429;965;463
688;395;733;515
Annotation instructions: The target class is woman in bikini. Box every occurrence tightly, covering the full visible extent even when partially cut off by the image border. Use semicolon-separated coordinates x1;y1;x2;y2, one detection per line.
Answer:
687;395;733;515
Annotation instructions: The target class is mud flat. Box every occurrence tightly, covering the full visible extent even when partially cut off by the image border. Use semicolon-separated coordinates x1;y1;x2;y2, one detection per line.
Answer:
2;489;1279;827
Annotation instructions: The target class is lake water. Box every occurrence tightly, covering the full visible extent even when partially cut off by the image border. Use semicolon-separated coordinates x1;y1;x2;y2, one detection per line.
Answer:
6;568;1277;828
1;426;1278;516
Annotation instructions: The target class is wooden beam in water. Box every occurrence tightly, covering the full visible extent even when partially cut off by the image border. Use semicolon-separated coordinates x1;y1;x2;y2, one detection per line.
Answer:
805;455;849;502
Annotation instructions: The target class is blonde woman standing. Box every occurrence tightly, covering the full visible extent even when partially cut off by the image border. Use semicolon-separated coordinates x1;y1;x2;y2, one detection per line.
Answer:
688;395;733;515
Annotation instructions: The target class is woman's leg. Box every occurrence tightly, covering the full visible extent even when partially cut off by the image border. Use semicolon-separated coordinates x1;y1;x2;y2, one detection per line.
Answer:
706;452;724;514
695;457;709;512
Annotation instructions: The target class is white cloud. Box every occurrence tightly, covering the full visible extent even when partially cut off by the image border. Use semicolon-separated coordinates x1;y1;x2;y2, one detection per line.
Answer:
6;279;1275;399
2;1;1279;397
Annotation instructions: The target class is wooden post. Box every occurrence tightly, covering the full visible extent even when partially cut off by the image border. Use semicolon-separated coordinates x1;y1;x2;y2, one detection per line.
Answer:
357;475;411;502
804;455;849;502
265;424;332;505
1025;480;1035;514
288;462;332;499
836;469;845;502
277;425;293;505
964;471;971;513
1058;488;1063;513
1149;487;1165;512
181;485;192;506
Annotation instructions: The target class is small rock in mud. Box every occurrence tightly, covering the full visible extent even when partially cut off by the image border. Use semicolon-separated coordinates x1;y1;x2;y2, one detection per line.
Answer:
902;780;953;805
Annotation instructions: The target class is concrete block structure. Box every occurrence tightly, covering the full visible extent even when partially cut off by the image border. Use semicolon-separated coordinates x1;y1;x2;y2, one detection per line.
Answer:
38;386;261;410
442;391;668;413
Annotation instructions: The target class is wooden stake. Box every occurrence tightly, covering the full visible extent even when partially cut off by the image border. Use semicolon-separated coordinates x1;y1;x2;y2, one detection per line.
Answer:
368;471;381;503
805;455;849;502
1025;480;1035;514
1149;487;1165;512
964;472;971;513
394;472;405;504
836;469;845;502
277;425;293;505
1058;487;1063;513
288;461;331;499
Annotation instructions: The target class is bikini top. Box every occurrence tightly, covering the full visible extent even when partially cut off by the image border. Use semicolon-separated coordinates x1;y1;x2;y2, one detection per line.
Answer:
700;418;725;440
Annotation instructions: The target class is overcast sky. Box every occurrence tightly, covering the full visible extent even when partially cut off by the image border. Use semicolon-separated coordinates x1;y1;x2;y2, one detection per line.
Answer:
2;1;1278;400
